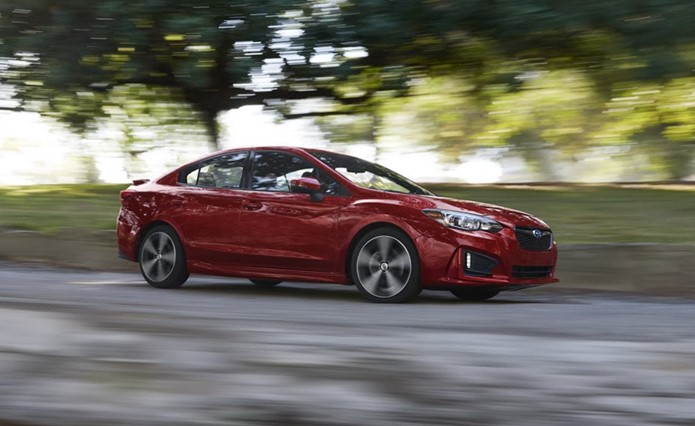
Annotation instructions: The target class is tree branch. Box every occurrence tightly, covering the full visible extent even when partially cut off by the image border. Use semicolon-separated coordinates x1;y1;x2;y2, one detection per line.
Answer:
281;109;355;120
0;105;22;112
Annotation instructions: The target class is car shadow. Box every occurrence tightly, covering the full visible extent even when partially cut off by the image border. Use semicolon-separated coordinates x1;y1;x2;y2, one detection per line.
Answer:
173;278;559;305
181;280;364;302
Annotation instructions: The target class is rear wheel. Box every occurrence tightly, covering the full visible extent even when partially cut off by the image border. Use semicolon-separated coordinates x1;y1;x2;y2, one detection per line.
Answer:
350;227;421;303
250;279;282;288
450;287;499;301
139;225;189;289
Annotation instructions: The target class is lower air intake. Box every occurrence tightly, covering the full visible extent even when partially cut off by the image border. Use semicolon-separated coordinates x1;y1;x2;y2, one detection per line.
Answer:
512;265;552;279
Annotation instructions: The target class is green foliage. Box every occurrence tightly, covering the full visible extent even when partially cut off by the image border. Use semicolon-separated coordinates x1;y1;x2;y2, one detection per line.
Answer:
0;0;369;147
382;76;486;159
2;0;695;176
315;114;374;145
486;70;600;153
336;1;695;178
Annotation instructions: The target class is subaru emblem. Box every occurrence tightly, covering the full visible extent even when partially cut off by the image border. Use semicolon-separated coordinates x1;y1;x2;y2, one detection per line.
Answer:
532;229;543;239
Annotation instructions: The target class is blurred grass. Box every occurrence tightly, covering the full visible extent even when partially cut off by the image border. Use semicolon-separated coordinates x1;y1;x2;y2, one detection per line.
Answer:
0;184;127;233
0;183;693;243
428;184;695;244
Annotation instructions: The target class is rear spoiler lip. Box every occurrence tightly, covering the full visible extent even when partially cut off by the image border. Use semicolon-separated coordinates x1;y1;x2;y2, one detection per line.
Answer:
132;178;150;186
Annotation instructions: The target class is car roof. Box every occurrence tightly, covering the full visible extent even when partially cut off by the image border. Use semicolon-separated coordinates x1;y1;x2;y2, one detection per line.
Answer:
214;146;311;155
211;146;350;157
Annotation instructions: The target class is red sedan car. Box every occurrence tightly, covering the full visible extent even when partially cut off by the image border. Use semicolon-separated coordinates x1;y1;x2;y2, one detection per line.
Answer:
117;147;558;302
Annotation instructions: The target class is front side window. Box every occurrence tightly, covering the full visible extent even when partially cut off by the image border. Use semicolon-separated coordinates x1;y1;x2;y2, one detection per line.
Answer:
250;151;341;194
183;152;248;189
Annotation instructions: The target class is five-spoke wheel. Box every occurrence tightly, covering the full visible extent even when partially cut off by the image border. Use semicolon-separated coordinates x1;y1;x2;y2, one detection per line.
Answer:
139;225;189;289
351;227;421;303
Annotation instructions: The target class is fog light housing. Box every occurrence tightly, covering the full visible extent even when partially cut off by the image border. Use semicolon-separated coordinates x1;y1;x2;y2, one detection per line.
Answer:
463;251;498;277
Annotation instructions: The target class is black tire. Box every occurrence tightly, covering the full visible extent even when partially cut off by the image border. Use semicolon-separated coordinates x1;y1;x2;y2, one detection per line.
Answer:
450;287;499;301
138;225;189;289
250;279;282;288
350;227;422;303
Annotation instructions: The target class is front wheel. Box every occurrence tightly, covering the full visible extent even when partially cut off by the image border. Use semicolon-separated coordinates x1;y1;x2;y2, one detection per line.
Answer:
350;227;421;303
139;225;189;289
450;287;499;301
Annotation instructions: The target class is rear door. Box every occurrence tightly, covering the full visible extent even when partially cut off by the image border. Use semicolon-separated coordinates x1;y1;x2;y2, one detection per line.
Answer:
172;151;250;267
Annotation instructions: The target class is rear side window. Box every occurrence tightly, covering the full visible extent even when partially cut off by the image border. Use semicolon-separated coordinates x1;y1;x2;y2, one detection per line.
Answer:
182;152;248;189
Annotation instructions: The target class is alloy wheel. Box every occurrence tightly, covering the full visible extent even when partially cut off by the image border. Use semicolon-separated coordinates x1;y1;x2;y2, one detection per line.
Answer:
140;231;177;283
355;235;412;299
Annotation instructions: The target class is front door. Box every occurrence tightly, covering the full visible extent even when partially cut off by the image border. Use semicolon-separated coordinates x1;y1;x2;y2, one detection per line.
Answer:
234;150;349;273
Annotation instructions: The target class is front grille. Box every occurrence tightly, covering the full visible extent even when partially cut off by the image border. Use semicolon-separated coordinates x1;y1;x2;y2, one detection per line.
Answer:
514;227;553;251
512;265;552;279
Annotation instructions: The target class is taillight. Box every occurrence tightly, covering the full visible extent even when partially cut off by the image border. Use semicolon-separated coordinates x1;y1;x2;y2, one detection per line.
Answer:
120;189;135;204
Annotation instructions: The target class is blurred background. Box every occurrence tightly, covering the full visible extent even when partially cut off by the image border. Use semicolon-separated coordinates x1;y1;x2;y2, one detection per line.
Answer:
1;0;695;185
2;2;695;426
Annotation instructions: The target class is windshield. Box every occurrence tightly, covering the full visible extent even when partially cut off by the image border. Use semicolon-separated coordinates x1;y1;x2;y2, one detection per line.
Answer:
309;151;433;196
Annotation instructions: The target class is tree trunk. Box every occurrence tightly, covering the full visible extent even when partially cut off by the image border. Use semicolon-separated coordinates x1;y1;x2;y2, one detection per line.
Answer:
663;142;694;181
370;112;382;162
78;138;101;183
203;110;221;152
512;132;560;182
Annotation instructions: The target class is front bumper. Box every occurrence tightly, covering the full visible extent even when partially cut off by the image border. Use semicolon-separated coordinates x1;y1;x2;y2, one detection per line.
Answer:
415;226;558;290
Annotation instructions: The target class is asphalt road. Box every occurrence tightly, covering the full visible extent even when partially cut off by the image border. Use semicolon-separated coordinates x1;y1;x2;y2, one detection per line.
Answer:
1;261;694;426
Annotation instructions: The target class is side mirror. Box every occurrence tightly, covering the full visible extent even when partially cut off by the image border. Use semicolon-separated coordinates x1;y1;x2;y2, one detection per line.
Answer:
290;177;324;201
291;177;321;193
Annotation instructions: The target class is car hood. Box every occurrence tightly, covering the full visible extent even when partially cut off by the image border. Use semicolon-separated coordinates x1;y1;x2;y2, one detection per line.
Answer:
404;194;551;230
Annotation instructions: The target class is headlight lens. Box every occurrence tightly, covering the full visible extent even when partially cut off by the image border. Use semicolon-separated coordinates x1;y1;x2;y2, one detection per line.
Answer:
423;209;503;233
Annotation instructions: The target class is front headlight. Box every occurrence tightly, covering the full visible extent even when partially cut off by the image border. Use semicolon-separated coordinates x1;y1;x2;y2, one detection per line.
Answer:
423;209;503;233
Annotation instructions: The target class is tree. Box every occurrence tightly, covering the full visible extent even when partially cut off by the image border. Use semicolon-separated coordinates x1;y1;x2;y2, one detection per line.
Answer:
0;0;371;150
3;0;695;177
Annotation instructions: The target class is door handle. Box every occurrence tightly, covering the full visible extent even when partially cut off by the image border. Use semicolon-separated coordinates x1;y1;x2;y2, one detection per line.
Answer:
242;201;262;211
